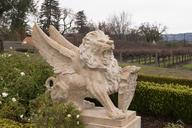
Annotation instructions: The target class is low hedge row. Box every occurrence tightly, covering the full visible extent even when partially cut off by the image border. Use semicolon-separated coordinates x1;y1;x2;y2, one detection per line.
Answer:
130;81;192;123
86;81;192;123
0;118;31;128
138;75;192;87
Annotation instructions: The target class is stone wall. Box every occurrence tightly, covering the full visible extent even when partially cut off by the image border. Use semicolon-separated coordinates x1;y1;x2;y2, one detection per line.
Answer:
2;41;35;52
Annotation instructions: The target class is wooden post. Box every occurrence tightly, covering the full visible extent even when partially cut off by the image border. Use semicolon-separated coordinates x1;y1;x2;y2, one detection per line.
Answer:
175;56;178;64
131;56;134;63
149;55;152;64
144;56;147;64
172;56;174;65
119;52;123;62
155;53;160;67
162;57;166;67
167;56;169;66
185;54;187;61
0;39;3;52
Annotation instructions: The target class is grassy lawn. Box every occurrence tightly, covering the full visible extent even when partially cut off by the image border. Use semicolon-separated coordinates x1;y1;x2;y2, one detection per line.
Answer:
182;63;192;70
120;62;192;80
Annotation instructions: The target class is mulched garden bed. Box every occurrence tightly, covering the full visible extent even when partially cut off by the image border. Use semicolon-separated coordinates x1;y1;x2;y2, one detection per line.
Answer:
140;114;192;128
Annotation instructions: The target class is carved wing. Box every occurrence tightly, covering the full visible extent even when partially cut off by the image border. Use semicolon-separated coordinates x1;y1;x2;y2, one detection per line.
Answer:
49;25;79;53
32;24;78;74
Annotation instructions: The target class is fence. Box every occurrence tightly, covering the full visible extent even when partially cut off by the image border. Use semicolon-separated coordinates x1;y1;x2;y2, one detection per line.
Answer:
114;48;192;67
1;40;192;67
1;41;35;52
0;40;3;52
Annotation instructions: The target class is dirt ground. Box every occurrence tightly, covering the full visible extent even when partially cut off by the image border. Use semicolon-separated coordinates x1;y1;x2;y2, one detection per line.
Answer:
141;115;192;128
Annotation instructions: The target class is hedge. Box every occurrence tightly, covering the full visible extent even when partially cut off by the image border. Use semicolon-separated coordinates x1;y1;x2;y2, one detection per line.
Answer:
130;81;192;123
86;81;192;123
138;75;192;87
0;118;31;128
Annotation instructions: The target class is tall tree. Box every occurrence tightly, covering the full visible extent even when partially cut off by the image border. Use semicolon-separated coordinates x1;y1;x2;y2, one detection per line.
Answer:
39;0;60;33
0;0;36;40
75;10;89;34
0;1;12;17
98;21;113;36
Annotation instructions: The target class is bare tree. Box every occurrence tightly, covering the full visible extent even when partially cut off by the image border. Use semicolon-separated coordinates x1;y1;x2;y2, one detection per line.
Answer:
139;22;167;43
126;28;143;42
108;11;131;40
98;21;112;35
60;8;75;34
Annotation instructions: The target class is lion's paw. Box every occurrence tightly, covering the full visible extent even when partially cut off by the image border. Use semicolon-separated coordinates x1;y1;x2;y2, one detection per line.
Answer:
108;108;126;119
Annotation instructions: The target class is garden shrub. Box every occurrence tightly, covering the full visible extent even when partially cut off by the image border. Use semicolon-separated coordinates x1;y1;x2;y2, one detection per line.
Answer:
0;101;26;121
0;118;23;128
30;92;84;128
137;75;192;87
0;118;31;128
0;52;53;119
130;81;192;123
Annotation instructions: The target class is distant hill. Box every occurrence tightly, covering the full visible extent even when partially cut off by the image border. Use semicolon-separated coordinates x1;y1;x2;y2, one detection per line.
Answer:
163;33;192;42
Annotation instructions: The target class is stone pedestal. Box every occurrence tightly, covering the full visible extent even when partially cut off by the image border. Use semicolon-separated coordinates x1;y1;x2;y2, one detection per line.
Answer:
81;107;141;128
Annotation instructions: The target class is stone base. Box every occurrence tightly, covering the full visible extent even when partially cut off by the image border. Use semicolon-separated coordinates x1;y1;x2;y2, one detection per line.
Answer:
81;107;141;128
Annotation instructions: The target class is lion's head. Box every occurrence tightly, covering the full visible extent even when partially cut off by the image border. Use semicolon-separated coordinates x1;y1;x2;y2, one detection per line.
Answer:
79;30;115;69
79;30;121;93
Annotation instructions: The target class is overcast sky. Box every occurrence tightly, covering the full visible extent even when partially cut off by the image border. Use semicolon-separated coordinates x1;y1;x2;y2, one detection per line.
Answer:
38;0;192;34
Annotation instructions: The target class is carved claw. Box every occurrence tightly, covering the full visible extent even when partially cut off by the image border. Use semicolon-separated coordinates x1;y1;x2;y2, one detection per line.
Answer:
121;66;141;74
108;108;126;119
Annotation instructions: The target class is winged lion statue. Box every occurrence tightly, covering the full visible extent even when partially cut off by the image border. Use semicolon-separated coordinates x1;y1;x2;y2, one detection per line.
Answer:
32;24;140;119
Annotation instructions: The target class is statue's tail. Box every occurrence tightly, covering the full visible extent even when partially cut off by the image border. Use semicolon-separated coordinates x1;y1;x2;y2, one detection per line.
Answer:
44;76;56;90
45;76;69;102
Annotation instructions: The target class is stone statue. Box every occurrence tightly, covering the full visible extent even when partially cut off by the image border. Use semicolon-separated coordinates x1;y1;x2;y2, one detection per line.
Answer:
32;24;140;119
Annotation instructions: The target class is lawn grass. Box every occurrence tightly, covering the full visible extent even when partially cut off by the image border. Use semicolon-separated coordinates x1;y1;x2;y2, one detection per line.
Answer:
182;63;192;70
120;63;192;80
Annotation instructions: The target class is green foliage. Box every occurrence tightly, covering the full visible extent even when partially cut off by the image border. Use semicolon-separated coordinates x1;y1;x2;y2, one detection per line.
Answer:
138;75;192;87
0;52;53;119
163;123;184;128
0;0;36;40
75;10;90;35
0;101;26;121
0;118;31;128
30;93;84;128
182;63;192;70
0;52;84;127
0;118;23;128
130;81;192;123
40;0;61;33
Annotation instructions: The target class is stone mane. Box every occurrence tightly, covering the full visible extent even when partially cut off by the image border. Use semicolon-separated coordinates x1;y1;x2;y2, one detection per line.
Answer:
79;30;121;93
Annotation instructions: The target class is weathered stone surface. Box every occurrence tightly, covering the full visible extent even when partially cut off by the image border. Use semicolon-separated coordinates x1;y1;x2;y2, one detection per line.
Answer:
81;107;141;128
32;23;140;120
